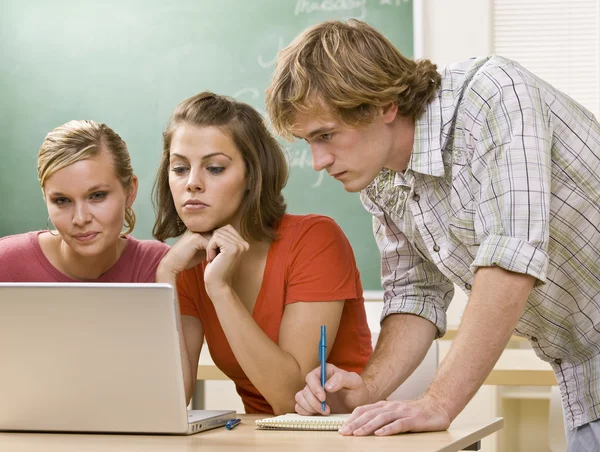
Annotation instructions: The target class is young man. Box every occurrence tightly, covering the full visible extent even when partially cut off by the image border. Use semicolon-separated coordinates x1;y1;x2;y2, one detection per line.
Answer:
265;19;600;450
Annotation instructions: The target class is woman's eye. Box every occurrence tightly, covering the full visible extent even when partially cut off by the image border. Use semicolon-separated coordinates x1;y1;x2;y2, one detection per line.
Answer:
90;192;107;201
207;166;225;175
53;197;69;206
171;166;188;174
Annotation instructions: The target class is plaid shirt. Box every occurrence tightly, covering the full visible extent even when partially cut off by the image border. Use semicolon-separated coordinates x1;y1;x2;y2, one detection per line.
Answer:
360;56;600;429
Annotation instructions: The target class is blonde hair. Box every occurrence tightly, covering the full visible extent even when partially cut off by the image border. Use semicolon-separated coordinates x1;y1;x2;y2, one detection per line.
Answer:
265;19;441;139
38;120;136;235
152;92;288;242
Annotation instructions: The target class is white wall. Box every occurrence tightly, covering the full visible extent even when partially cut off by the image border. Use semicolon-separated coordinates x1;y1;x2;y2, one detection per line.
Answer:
418;0;493;67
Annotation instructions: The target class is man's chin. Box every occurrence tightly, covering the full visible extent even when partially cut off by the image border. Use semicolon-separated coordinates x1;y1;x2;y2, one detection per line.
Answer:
341;178;371;193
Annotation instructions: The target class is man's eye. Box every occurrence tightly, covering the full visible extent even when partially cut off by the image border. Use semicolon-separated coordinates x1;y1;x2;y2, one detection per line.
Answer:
321;133;333;141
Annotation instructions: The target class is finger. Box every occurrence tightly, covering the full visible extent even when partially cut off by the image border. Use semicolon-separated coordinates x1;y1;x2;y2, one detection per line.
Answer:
213;228;249;252
294;391;313;415
206;236;220;262
208;230;248;260
352;410;405;436
295;402;313;416
189;232;210;251
324;369;363;393
305;367;327;401
295;388;329;415
374;417;413;436
340;402;391;434
302;384;330;414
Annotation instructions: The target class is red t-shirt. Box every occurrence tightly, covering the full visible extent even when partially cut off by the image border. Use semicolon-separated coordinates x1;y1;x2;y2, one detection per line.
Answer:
0;231;169;282
177;214;373;413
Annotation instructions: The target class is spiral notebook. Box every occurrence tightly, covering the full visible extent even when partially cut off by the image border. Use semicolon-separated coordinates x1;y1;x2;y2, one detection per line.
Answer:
255;413;350;431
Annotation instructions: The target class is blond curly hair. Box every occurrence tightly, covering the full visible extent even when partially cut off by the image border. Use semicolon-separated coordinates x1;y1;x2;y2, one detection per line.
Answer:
265;19;441;139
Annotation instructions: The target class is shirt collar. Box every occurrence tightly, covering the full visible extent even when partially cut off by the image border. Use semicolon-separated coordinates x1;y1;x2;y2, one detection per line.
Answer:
405;92;445;179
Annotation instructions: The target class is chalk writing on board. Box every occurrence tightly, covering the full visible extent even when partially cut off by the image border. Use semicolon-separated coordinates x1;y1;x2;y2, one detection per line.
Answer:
294;0;366;18
233;88;325;188
283;143;326;188
232;87;269;119
257;36;286;69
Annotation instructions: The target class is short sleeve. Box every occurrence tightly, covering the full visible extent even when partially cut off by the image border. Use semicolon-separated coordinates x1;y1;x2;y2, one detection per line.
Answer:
285;217;358;304
137;241;170;282
176;269;201;319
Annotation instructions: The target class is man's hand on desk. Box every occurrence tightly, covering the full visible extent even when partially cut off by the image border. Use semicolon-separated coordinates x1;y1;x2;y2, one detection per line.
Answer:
294;363;370;415
338;393;451;436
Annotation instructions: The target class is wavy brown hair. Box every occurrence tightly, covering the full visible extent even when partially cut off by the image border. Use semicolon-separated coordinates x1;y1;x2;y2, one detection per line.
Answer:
152;92;288;242
265;19;441;139
38;120;136;235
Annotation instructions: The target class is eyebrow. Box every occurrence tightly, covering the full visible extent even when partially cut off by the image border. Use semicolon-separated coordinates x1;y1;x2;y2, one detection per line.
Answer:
295;126;335;141
47;184;111;197
170;152;233;161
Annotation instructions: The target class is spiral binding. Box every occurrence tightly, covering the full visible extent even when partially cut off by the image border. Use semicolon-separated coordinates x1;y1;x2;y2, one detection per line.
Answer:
255;418;344;431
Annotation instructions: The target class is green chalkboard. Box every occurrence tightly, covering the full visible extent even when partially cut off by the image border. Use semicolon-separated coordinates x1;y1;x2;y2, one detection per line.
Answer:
0;0;413;290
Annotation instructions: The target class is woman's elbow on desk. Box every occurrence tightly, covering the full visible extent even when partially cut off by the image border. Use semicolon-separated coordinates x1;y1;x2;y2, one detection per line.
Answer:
270;397;298;415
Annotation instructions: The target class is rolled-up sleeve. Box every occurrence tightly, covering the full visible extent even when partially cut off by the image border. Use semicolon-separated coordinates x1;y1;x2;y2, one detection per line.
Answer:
468;64;552;283
361;192;454;337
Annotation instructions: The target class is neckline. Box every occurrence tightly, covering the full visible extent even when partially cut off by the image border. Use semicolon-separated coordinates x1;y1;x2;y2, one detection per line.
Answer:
31;231;135;282
247;215;289;321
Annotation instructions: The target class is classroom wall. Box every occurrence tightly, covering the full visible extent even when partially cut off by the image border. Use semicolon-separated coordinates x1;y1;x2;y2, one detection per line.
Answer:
420;0;492;67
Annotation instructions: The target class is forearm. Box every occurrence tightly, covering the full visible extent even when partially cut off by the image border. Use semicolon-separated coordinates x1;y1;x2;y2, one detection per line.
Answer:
362;313;437;402
156;269;195;404
427;267;535;420
210;287;306;414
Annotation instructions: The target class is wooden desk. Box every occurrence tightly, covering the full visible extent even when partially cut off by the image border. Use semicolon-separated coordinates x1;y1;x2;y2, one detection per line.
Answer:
483;349;556;386
197;349;557;386
0;414;503;452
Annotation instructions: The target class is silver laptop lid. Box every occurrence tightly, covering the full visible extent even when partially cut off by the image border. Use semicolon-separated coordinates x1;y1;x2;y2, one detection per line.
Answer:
0;283;191;433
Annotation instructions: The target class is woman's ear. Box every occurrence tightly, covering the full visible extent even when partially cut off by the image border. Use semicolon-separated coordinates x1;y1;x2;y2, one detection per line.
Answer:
126;175;139;207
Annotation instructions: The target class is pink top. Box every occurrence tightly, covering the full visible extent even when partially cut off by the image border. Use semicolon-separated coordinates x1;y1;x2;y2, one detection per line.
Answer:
0;231;169;282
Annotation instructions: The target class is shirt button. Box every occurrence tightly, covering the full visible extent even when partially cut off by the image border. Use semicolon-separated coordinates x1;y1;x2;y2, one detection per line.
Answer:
413;193;420;202
433;245;440;252
465;283;472;290
554;359;562;365
531;337;538;342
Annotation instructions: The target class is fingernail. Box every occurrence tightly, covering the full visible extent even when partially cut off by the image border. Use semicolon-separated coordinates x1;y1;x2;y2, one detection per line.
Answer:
339;426;350;435
325;383;333;390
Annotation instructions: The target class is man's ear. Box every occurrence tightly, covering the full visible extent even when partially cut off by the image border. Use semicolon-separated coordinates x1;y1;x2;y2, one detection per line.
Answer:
381;102;398;124
126;175;139;207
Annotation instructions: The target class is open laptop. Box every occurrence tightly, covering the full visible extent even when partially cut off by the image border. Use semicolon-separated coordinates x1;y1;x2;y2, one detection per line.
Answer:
0;282;236;435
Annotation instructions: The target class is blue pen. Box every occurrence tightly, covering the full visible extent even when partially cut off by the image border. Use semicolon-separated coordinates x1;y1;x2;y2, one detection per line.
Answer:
225;418;241;430
320;325;327;412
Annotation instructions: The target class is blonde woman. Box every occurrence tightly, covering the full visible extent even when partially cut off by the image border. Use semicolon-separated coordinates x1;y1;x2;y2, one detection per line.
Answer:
0;120;168;282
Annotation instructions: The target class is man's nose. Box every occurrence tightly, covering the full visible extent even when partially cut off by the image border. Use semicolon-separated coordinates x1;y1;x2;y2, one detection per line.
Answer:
311;146;334;172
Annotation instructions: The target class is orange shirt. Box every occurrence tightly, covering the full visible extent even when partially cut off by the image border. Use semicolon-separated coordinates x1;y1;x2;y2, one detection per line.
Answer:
177;214;373;414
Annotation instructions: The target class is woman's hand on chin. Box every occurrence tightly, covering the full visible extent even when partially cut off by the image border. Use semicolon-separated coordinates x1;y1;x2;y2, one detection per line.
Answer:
203;225;249;297
156;230;209;283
